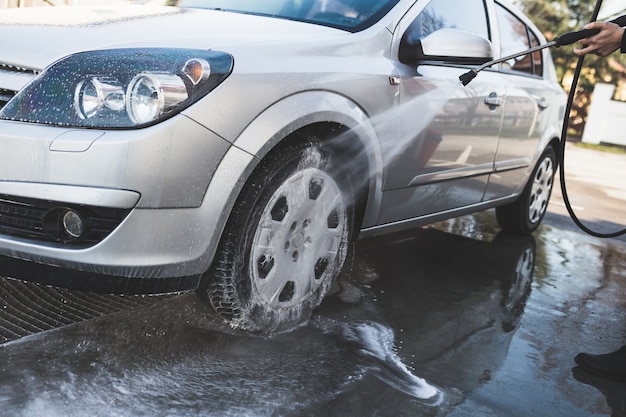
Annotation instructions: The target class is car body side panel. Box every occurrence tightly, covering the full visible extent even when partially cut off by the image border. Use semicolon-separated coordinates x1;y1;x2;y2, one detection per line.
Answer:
483;3;566;200
376;65;505;223
483;77;564;200
226;90;387;229
374;0;506;225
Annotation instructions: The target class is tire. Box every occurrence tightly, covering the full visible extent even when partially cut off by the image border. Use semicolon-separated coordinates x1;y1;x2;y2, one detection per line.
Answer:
199;137;354;333
496;145;556;235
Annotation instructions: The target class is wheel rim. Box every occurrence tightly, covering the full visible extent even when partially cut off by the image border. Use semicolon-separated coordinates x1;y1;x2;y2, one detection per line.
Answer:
250;167;348;308
528;156;554;224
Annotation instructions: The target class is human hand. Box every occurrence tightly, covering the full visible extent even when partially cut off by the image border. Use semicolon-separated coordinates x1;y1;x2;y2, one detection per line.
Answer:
573;21;625;57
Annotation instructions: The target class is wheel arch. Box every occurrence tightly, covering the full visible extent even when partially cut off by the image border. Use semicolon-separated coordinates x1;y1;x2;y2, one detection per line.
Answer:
196;91;382;274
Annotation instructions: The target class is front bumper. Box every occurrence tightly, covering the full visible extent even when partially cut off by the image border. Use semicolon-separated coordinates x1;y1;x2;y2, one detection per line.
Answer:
0;203;221;294
0;115;251;284
0;203;221;278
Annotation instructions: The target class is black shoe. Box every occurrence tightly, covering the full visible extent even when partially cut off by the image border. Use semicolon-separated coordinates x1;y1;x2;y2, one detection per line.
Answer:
575;346;626;382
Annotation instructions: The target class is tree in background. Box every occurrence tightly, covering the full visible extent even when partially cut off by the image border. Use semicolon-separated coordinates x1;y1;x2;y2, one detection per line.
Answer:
515;0;626;137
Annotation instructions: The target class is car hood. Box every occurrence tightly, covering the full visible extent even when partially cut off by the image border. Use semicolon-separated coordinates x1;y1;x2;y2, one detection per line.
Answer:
0;5;344;71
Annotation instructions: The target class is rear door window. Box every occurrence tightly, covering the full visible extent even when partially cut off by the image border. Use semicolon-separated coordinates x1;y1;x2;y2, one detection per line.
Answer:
495;3;543;77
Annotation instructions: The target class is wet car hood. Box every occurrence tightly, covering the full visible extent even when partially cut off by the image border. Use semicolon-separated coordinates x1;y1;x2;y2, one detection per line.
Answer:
0;5;343;71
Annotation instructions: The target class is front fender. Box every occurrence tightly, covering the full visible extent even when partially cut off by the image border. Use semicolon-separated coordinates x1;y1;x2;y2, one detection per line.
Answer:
196;91;386;272
233;91;378;159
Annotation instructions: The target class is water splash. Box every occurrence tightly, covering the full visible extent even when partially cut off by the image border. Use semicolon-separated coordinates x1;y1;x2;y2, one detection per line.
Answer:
314;318;443;404
327;80;461;194
369;80;459;166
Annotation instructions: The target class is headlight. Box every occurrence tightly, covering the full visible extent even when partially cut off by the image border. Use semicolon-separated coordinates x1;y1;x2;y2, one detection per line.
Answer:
74;77;126;119
126;73;188;124
0;48;233;128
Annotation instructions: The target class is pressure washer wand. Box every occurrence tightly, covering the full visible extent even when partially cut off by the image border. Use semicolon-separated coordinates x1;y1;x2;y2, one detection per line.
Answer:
459;28;600;86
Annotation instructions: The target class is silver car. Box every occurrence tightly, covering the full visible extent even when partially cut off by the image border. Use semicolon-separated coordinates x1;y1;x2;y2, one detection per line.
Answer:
0;0;566;332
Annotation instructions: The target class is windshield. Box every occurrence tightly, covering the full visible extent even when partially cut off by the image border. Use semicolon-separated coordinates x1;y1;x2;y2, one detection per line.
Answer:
172;0;401;31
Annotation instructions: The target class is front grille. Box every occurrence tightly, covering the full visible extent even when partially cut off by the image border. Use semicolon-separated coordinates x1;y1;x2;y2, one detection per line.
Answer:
0;194;132;248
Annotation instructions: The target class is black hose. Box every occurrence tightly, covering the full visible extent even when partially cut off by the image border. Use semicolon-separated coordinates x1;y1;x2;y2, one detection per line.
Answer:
559;0;626;238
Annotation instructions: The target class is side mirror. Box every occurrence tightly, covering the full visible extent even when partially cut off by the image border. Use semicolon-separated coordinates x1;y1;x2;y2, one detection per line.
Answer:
399;28;494;65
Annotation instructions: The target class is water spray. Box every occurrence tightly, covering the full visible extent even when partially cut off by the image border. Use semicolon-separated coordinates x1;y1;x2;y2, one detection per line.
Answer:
461;0;626;238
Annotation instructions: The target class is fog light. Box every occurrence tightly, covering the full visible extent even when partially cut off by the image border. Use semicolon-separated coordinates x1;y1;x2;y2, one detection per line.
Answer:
61;209;84;239
42;207;89;243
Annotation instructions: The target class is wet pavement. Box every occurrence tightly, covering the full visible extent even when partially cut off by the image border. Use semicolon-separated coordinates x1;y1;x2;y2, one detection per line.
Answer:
0;143;625;417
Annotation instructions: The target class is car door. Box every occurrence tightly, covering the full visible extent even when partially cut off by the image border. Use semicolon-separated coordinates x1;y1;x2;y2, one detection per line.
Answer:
377;0;506;224
483;2;564;200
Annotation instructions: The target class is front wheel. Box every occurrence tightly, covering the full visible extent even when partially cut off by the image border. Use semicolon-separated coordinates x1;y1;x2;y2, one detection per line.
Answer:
199;138;354;333
496;145;556;235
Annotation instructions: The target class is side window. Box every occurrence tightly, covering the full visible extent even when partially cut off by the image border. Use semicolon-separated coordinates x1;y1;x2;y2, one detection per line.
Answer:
529;31;544;76
411;0;490;41
495;3;543;77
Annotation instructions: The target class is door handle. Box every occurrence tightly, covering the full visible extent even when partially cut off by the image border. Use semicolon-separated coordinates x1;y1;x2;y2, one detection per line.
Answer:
484;92;504;109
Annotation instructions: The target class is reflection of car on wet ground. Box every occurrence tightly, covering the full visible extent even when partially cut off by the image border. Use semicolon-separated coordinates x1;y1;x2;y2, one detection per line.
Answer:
0;0;565;332
350;224;537;393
